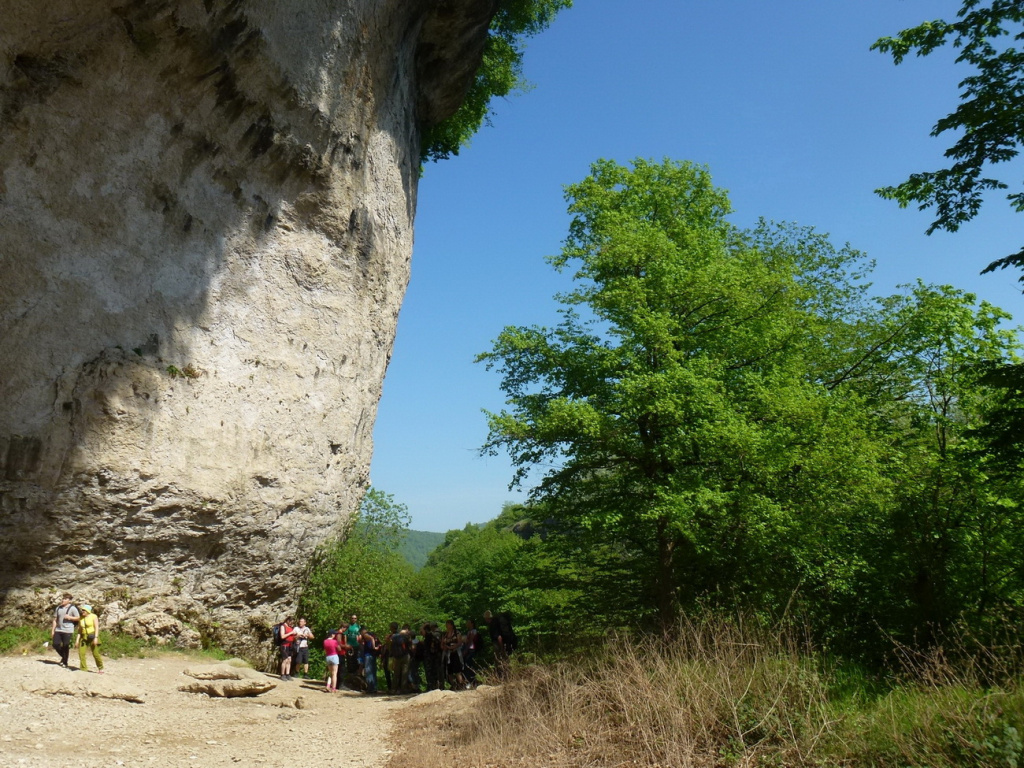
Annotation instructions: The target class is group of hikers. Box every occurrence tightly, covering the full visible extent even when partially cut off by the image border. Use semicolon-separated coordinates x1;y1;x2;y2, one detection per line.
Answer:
273;610;518;695
49;592;104;673
48;590;518;695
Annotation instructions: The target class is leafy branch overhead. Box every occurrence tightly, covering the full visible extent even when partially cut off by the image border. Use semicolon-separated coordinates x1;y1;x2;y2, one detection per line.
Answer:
421;0;571;162
872;0;1024;280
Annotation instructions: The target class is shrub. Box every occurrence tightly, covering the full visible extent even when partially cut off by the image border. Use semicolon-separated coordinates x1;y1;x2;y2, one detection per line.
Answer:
0;626;50;655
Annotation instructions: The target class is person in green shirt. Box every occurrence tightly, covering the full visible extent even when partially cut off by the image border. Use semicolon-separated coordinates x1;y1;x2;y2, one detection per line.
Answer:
345;614;361;674
76;605;104;673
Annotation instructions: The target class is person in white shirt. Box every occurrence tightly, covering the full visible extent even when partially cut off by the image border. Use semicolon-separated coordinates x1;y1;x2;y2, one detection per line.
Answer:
293;618;315;679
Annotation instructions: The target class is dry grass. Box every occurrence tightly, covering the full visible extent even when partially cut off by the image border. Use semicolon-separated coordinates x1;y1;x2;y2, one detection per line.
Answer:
387;616;832;768
385;616;1024;768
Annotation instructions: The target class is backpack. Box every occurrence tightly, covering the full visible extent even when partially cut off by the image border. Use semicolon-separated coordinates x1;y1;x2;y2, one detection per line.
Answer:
272;623;284;646
390;632;408;658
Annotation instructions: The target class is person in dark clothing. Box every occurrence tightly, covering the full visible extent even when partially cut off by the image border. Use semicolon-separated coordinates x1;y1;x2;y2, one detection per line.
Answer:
359;627;381;694
388;625;411;694
483;610;517;676
441;619;466;689
406;625;423;692
345;615;361;675
463;618;482;686
421;622;443;691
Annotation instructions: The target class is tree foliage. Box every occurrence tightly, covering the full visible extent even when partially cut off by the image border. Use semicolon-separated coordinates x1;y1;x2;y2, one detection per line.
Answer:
299;488;419;637
838;283;1024;650
872;1;1024;280
474;158;1022;651
478;159;885;628
411;504;579;643
421;0;572;162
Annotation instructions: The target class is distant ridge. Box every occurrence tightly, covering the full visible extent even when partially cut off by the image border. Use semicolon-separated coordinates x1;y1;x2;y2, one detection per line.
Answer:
400;529;446;570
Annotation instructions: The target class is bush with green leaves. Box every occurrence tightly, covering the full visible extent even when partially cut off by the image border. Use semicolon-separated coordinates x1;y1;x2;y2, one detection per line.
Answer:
299;488;421;644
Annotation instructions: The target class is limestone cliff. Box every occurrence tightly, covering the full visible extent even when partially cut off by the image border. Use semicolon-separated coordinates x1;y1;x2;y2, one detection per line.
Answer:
0;0;496;655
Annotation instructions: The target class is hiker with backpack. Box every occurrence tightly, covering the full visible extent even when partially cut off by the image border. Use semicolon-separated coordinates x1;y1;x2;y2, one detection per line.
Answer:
274;617;297;680
359;627;381;694
75;605;104;673
387;623;411;694
421;621;443;691
50;593;80;669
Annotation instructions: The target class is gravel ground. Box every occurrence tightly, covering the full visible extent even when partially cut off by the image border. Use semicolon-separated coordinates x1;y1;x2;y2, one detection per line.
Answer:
0;652;407;768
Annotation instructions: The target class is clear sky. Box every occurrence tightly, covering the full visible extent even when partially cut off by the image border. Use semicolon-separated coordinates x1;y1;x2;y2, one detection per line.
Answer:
370;0;1022;533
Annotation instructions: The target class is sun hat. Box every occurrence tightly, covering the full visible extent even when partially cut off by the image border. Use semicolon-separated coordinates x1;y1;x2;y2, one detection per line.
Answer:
81;605;92;612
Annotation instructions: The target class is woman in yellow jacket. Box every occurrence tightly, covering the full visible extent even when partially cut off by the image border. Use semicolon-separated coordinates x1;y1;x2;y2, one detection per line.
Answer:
76;605;104;673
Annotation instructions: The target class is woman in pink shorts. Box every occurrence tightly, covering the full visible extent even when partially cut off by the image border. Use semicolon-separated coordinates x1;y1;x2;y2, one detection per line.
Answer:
323;629;341;692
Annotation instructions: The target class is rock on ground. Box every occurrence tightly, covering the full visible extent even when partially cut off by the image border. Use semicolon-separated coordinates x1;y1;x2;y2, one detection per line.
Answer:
20;679;146;704
179;662;276;697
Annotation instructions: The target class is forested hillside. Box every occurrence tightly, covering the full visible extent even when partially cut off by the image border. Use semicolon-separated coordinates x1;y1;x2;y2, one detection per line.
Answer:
399;530;447;570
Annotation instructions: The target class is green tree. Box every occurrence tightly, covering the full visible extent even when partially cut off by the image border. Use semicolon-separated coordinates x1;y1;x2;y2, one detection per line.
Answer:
872;1;1024;280
413;504;580;644
478;158;894;630
299;488;418;637
421;0;572;161
842;283;1023;648
970;361;1024;475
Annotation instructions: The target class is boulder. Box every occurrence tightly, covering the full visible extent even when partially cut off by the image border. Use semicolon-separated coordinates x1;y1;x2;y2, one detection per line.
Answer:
179;664;275;698
182;663;253;680
23;679;145;704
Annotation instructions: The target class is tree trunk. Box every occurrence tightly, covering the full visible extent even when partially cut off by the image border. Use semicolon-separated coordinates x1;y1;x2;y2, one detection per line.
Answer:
656;516;678;634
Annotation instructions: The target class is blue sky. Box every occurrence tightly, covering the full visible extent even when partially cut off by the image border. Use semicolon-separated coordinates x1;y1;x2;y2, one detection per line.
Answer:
370;0;1022;532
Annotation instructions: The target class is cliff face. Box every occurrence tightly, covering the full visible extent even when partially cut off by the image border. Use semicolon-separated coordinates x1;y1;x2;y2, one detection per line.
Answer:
0;0;495;654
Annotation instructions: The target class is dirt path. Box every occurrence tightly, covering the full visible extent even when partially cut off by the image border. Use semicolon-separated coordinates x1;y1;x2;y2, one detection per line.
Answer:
0;652;407;768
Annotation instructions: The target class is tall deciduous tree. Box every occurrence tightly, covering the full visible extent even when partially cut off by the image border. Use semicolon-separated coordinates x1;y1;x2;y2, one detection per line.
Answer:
478;159;892;629
846;284;1023;648
872;1;1024;280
